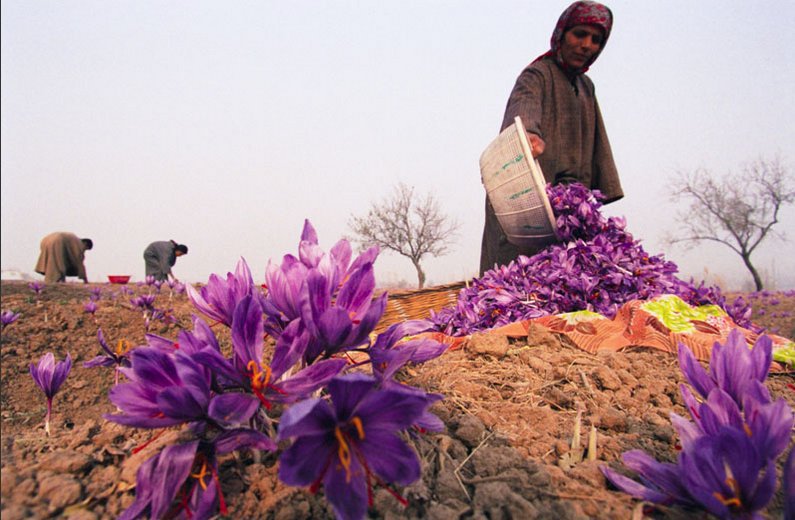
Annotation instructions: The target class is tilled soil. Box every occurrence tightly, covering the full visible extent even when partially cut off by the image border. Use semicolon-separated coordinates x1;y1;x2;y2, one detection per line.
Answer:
1;280;793;519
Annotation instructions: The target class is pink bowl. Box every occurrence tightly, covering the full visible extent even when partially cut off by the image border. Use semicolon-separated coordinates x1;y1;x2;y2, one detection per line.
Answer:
108;275;131;284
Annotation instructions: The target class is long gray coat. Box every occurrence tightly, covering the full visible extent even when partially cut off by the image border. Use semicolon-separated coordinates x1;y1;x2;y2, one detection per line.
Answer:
480;58;624;274
143;241;177;281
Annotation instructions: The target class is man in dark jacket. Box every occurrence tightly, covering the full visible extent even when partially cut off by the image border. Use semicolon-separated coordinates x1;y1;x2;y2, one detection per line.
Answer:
143;240;188;282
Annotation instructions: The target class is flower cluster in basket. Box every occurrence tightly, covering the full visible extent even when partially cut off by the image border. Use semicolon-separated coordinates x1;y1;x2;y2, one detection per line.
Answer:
430;182;753;336
602;330;795;519
93;221;448;520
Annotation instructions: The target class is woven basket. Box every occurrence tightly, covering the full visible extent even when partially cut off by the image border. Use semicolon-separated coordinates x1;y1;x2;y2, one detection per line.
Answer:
373;281;465;333
480;116;558;248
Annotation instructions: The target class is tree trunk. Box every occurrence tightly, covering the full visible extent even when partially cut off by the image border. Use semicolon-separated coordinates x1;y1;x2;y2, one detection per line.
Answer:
412;259;426;289
741;253;764;291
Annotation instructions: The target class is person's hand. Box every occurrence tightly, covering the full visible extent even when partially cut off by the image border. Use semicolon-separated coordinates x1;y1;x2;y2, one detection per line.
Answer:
527;132;545;158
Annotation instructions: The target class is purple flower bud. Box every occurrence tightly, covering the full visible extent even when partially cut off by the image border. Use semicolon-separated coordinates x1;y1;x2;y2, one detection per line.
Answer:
30;352;72;435
1;310;20;327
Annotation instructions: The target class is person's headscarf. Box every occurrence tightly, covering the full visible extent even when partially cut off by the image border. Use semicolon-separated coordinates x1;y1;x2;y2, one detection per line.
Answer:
534;1;613;76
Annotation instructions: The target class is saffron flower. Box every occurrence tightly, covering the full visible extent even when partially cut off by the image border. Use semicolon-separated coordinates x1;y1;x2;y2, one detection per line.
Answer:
28;281;44;295
29;352;72;435
785;448;795;520
369;319;448;380
130;294;157;311
601;331;794;518
120;430;275;520
263;219;379;338
300;262;387;363
186;258;259;327
83;300;98;315
277;373;439;520
90;286;103;301
1;310;20;329
677;329;772;406
194;296;346;409
105;347;261;432
84;329;132;384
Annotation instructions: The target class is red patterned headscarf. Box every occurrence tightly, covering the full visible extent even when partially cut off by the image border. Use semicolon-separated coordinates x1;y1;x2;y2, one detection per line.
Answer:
534;1;613;75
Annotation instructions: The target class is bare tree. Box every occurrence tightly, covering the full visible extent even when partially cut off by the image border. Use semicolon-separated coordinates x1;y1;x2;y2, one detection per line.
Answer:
349;183;460;289
667;156;795;290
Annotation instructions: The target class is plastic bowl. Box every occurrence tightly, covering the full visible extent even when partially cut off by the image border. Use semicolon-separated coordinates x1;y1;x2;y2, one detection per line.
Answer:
108;275;131;284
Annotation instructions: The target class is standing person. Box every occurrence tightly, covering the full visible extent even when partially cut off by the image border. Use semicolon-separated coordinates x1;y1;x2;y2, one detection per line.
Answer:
480;1;624;274
143;240;188;282
34;232;93;283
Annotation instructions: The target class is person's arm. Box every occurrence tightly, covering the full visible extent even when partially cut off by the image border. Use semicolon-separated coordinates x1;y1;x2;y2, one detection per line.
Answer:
70;238;89;283
502;66;547;158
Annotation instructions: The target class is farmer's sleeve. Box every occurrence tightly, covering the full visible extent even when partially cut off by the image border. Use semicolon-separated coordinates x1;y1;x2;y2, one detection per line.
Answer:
591;97;623;204
66;235;88;281
501;65;546;135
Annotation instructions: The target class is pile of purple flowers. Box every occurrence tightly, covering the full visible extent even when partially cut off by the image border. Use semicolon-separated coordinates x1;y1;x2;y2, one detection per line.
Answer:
430;183;752;336
601;330;794;518
102;220;446;520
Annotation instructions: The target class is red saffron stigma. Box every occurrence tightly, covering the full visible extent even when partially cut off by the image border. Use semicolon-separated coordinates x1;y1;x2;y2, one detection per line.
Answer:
132;429;167;454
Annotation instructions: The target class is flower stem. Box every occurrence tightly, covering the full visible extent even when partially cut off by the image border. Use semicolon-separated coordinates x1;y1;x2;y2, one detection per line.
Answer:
45;398;52;436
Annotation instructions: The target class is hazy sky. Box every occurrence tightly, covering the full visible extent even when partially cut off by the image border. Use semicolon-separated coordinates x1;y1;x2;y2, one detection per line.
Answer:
2;1;794;290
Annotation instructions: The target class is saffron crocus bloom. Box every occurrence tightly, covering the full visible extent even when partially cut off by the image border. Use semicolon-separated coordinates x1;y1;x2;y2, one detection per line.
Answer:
83;300;98;315
30;352;72;435
130;294;157;311
194;296;346;409
105;347;260;432
680;427;777;518
1;310;20;328
300;262;387;363
28;281;44;294
277;374;438;520
120;430;275;520
678;329;772;405
84;329;132;384
186;257;257;327
785;447;795;520
263;219;379;338
601;426;779;517
369;319;448;380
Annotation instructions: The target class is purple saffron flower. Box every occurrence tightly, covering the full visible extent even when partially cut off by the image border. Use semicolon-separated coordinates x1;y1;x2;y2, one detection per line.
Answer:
120;430;275;520
90;286;103;301
263;219;379;338
84;329;132;384
680;427;777;518
602;427;779;518
677;329;772;406
600;450;696;506
1;310;20;329
603;331;794;518
130;294;157;311
30;352;72;435
186;257;258;327
83;300;98;315
369;319;448;380
300;262;388;363
194;296;346;409
785;448;795;520
28;281;44;295
105;347;260;431
277;373;439;520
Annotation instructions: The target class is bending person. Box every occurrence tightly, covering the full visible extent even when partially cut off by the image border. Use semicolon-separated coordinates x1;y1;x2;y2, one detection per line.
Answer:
143;240;188;282
35;232;93;283
480;1;624;274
